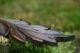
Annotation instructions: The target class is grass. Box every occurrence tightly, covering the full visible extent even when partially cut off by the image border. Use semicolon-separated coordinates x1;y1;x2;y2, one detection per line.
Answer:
0;0;79;53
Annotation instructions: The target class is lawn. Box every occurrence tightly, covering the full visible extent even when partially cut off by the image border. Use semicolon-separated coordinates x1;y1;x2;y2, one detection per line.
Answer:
0;0;80;53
